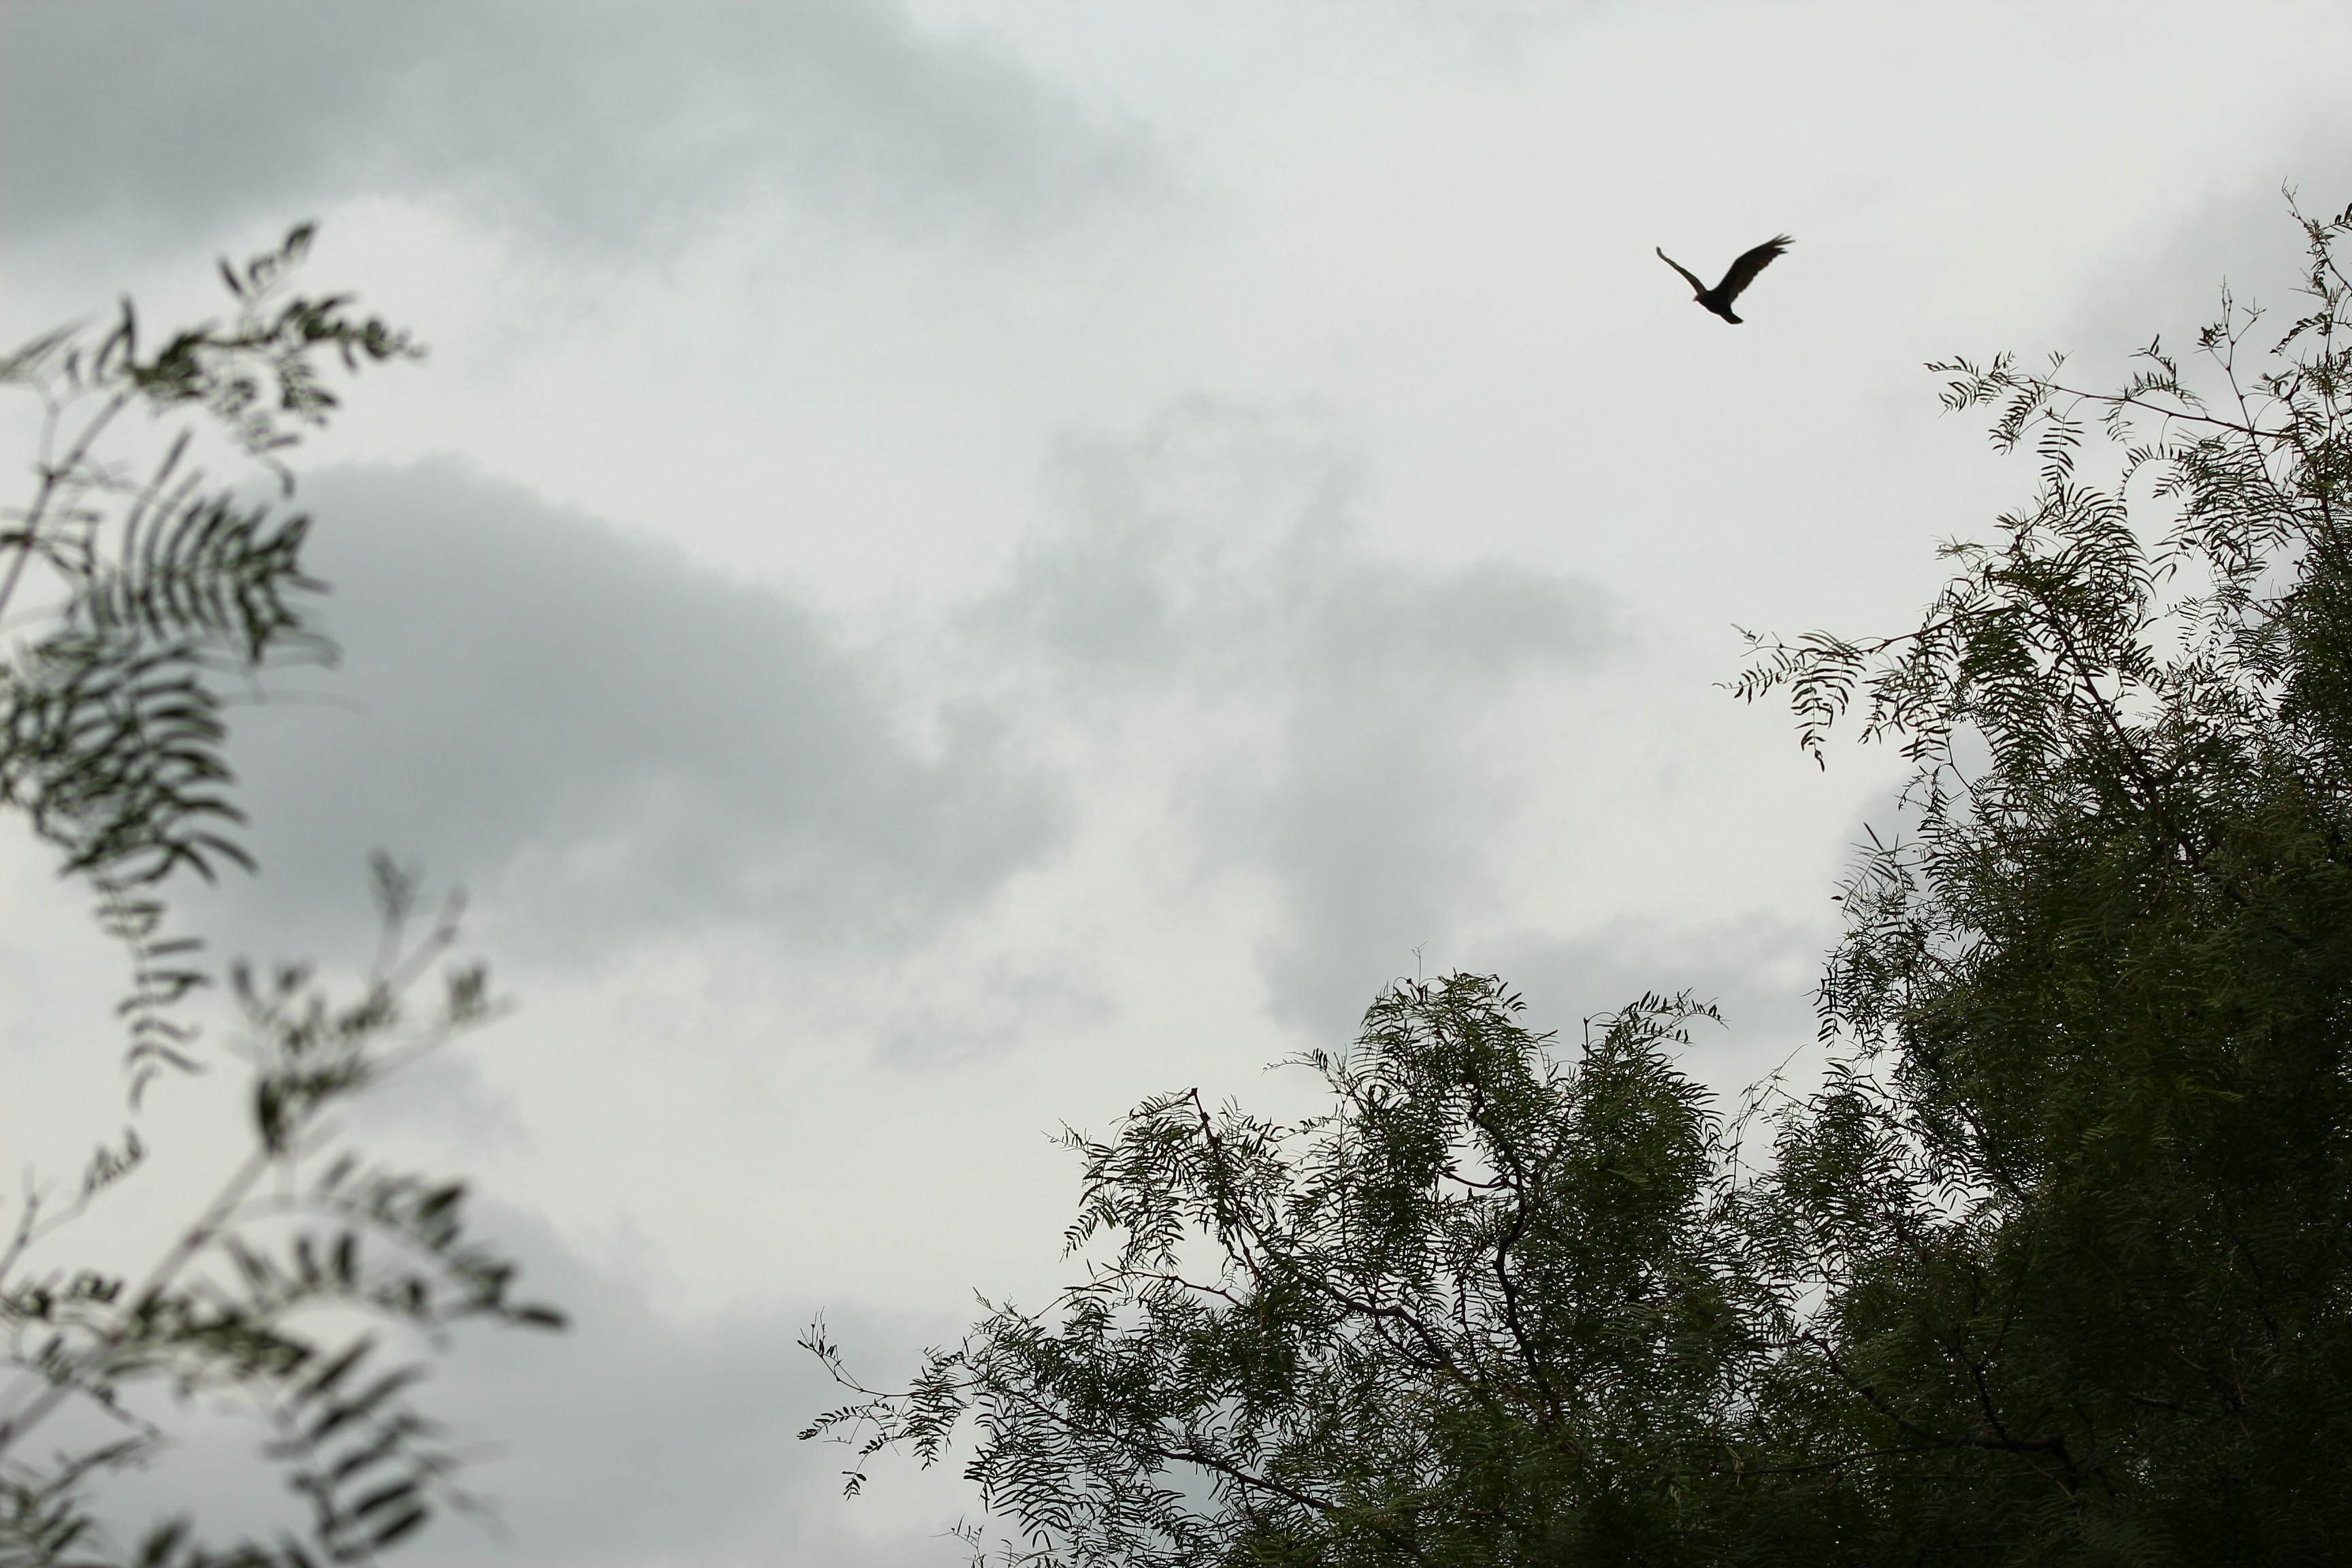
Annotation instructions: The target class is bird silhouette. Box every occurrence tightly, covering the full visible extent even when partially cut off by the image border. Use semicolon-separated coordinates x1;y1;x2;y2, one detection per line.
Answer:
1655;235;1792;323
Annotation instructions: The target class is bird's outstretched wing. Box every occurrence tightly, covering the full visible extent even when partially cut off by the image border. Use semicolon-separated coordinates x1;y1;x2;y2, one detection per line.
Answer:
1655;248;1710;295
1714;235;1793;306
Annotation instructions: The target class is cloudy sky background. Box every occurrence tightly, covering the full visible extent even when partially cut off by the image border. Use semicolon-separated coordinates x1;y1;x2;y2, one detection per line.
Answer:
3;3;2348;1562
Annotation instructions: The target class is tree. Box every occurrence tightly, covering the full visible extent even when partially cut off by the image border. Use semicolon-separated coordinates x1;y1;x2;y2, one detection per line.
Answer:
809;981;1758;1567
1720;191;2352;1561
1;229;561;1567
805;195;2352;1564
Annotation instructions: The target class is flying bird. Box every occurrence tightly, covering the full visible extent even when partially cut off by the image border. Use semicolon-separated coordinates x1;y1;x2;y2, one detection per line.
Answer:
1655;234;1793;323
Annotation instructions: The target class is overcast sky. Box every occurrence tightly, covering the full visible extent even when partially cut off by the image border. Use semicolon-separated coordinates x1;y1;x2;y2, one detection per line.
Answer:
3;3;2347;1563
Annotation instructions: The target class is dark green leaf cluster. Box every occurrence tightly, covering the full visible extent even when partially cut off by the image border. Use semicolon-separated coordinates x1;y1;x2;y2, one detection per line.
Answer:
1723;194;2352;1563
813;196;2352;1565
0;225;416;950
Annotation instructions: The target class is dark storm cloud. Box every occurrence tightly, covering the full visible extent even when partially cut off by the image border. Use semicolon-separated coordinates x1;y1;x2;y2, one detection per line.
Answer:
209;459;1061;962
0;0;1154;250
979;399;1616;1034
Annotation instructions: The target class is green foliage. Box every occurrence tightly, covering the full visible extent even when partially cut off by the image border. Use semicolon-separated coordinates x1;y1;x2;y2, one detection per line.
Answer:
2;867;564;1567
0;223;416;911
1;875;562;1567
1;236;559;1567
811;195;2352;1565
806;981;1752;1567
1724;191;2352;1563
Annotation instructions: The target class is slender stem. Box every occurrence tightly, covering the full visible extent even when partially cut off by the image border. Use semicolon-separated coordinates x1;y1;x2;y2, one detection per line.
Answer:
0;1142;272;1458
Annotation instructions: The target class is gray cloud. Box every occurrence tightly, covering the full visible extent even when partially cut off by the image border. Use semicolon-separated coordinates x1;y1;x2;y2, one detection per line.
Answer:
187;402;1672;1066
0;0;1156;253
191;402;1622;1062
207;459;1062;965
976;399;1617;1034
